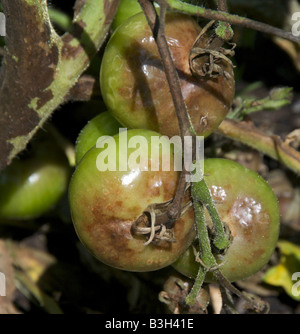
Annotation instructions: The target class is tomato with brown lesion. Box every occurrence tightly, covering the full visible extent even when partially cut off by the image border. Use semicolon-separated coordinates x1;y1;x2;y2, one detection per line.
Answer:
69;129;196;272
173;158;280;282
100;12;235;138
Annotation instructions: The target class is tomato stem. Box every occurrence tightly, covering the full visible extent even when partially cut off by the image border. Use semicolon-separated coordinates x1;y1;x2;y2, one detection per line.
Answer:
192;198;216;266
217;119;300;176
163;0;300;44
137;0;196;230
214;270;270;313
185;264;207;306
139;0;229;252
186;183;221;306
192;178;230;250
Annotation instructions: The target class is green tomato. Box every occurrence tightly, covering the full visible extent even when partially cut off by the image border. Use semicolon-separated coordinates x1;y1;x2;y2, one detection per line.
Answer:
112;0;140;30
0;140;71;220
100;12;235;138
112;0;160;30
75;111;121;164
69;129;196;272
173;158;280;282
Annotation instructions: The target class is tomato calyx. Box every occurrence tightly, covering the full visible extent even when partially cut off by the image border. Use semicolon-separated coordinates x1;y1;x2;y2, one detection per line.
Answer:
131;197;193;245
189;20;236;79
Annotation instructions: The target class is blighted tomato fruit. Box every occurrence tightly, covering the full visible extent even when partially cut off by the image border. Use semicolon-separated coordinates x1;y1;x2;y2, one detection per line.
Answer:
100;12;235;138
173;158;280;282
69;129;196;272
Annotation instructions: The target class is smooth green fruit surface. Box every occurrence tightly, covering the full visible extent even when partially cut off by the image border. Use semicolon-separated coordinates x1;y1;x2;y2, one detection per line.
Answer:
173;158;280;282
100;12;235;138
112;0;142;30
112;0;159;30
75;111;121;164
0;140;71;220
69;129;195;272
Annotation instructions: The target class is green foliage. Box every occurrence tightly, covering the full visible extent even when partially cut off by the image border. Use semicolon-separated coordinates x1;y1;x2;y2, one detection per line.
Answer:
264;241;300;301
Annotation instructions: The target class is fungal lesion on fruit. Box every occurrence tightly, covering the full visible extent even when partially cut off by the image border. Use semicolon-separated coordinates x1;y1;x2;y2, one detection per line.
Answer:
210;185;227;202
229;197;268;228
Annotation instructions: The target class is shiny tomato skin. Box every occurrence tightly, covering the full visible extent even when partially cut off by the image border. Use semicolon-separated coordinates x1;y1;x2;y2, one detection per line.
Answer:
100;12;235;138
173;158;280;282
69;129;196;272
0;140;71;220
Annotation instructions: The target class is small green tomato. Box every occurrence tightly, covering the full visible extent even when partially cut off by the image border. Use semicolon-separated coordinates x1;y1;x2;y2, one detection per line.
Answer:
0;140;71;220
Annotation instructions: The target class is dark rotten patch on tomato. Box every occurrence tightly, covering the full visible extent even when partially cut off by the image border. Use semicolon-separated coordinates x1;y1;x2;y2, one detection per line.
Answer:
69;130;197;272
83;195;194;270
100;12;235;138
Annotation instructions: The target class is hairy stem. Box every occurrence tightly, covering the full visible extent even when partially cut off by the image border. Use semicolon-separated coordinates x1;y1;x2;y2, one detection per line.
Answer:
217;119;300;175
185;263;207;306
191;192;217;266
192;177;229;250
185;195;210;306
162;0;300;44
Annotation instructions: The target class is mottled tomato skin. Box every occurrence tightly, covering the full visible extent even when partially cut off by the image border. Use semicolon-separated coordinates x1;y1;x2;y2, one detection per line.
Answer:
173;158;280;282
100;12;235;138
69;129;196;272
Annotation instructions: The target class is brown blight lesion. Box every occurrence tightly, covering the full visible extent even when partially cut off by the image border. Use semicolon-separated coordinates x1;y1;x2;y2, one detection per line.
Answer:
0;0;60;171
0;0;120;172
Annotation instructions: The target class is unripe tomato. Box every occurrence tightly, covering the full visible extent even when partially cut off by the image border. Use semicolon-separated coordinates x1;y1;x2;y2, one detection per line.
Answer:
100;12;235;138
112;0;142;30
112;0;159;30
0;139;71;220
75;111;121;164
69;129;196;272
173;158;280;282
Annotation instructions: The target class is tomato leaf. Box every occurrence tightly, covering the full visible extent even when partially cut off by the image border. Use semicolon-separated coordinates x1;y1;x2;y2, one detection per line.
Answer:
263;240;300;301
